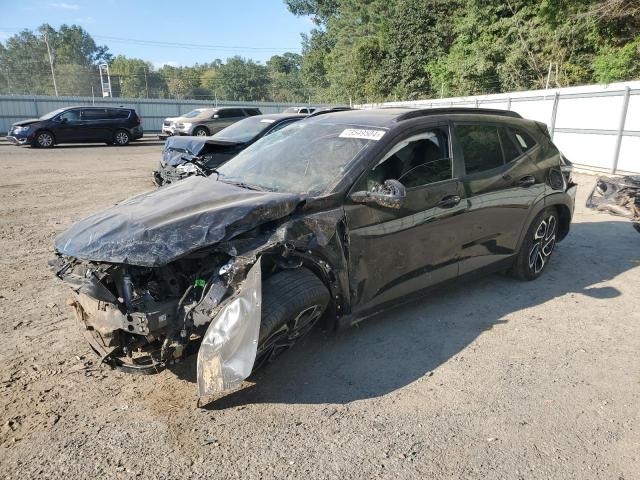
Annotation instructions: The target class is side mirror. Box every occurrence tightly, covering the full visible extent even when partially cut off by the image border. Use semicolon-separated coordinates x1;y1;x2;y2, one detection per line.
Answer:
350;179;407;209
59;117;68;124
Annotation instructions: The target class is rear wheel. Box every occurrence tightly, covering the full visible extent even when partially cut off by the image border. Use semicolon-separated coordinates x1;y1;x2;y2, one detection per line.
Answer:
193;126;209;137
254;268;330;368
510;208;559;280
33;131;54;148
114;129;131;146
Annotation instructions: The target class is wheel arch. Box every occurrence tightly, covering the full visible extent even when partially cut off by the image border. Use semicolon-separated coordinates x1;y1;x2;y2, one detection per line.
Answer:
33;128;56;145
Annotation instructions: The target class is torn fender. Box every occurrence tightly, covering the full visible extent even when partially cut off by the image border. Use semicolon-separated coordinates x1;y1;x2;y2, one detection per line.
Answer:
197;258;262;397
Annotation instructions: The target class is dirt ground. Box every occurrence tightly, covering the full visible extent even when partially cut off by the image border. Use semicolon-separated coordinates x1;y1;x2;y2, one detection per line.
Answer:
0;137;638;479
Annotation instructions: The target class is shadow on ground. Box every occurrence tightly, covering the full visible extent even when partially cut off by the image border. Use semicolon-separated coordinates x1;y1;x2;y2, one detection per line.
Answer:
168;220;638;409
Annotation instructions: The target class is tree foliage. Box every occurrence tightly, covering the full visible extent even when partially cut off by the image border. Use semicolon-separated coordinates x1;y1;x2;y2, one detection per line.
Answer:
1;6;639;102
287;0;640;102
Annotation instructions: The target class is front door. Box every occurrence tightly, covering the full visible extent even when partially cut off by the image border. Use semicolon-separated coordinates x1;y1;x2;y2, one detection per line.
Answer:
53;108;83;142
345;124;467;314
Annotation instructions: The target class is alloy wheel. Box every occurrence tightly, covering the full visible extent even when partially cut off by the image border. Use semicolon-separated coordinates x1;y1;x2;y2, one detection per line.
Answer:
195;128;207;136
38;132;53;147
528;214;557;274
115;131;129;145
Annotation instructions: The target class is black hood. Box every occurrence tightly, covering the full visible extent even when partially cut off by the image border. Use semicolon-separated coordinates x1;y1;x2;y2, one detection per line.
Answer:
12;118;41;127
55;176;303;267
163;136;244;167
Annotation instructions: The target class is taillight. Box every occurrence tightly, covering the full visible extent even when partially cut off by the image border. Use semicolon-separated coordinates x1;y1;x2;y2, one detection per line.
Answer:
136;115;142;125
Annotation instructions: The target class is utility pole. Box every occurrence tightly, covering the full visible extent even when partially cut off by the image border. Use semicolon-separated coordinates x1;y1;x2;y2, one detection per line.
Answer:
43;30;58;96
143;67;149;98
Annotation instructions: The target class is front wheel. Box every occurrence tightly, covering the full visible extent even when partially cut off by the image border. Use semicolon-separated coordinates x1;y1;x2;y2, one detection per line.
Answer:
254;268;330;369
33;131;54;148
510;208;558;281
113;130;131;146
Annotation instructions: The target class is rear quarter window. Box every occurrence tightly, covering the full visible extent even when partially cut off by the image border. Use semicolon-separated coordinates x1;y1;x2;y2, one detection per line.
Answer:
109;109;131;119
512;128;536;152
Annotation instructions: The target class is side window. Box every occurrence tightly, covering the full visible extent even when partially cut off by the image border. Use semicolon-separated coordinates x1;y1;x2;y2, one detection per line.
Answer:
109;109;130;119
81;109;109;120
218;108;243;118
244;108;260;116
512;128;536;152
367;127;452;190
456;124;503;174
58;110;80;122
499;127;521;163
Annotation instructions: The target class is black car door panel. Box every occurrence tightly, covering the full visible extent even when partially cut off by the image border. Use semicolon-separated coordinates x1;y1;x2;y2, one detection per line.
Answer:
453;122;545;275
345;124;466;313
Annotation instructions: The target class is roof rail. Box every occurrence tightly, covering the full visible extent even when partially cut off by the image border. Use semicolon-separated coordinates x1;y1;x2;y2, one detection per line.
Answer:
396;107;521;121
307;106;353;118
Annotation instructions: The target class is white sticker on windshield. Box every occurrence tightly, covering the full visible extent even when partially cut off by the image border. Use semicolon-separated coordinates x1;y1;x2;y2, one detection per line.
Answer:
260;119;275;123
339;128;385;141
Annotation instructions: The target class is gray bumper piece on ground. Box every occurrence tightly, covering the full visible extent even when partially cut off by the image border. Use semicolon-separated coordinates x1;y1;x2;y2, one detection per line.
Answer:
197;258;262;397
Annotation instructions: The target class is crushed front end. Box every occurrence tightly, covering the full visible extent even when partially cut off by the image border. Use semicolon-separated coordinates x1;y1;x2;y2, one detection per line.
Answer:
50;250;237;374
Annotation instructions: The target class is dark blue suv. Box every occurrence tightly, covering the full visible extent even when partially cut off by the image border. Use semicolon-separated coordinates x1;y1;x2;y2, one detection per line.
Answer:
6;106;144;148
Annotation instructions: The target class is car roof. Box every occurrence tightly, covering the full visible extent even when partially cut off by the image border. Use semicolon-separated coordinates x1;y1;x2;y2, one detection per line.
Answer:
64;105;132;110
306;107;522;128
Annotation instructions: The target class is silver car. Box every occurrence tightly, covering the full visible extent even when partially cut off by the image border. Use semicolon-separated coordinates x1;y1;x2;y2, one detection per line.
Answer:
170;107;261;137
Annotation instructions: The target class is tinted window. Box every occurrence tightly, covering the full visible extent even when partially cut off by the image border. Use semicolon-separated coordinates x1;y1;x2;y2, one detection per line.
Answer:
367;127;451;189
457;124;503;174
218;108;244;118
109;109;130;119
81;109;109;120
58;109;80;122
499;127;521;163
244;108;261;116
512;128;536;152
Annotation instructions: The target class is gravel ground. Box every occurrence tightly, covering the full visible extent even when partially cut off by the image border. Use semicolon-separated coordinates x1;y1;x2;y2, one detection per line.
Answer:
0;138;638;480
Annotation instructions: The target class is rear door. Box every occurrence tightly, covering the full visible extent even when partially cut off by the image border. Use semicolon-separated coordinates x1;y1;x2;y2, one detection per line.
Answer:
453;121;545;274
210;108;246;133
80;108;111;141
345;123;466;313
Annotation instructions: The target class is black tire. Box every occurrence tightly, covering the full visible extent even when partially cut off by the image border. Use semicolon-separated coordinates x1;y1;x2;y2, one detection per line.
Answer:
193;126;209;137
113;129;131;146
33;130;54;148
510;207;559;281
255;268;330;367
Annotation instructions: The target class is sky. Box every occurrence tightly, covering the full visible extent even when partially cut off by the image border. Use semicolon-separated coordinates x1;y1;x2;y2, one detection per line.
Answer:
0;0;313;67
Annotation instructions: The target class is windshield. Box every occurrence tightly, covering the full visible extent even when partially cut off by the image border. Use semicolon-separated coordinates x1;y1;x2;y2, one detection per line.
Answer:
216;121;384;194
282;107;298;113
214;116;276;143
39;108;67;120
183;109;207;118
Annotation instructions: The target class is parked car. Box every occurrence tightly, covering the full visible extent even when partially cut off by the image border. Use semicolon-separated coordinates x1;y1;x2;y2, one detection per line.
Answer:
282;106;316;114
6;106;143;148
162;106;262;138
158;115;181;140
50;107;577;398
154;112;307;186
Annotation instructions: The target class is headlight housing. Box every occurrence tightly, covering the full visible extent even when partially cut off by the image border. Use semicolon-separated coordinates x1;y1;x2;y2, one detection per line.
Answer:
14;125;30;133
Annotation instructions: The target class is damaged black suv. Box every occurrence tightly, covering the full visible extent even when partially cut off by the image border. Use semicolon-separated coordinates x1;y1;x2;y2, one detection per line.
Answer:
50;108;577;398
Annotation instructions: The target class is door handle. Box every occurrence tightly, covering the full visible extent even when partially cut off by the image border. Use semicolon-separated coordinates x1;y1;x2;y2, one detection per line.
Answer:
518;175;536;187
436;195;461;208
